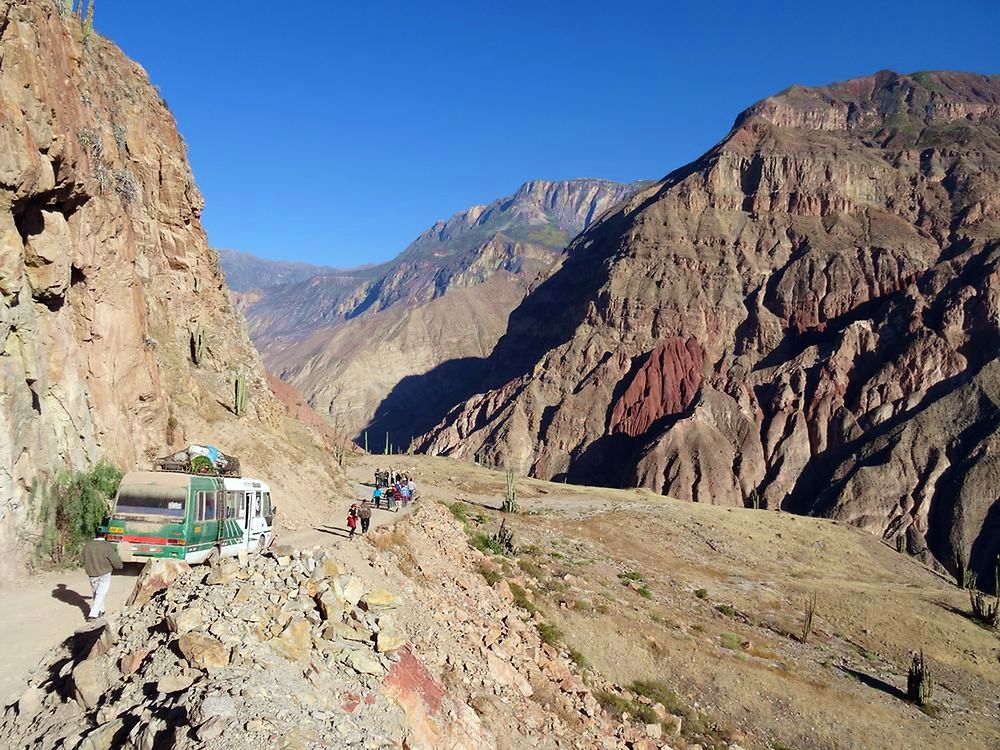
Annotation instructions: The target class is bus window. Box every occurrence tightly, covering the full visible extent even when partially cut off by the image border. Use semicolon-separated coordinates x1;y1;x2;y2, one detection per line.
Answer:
197;491;217;521
262;492;271;516
253;493;262;518
229;491;246;520
224;491;237;519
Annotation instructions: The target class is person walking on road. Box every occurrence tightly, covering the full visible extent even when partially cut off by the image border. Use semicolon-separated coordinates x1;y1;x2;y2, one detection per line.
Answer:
347;504;359;540
358;503;372;534
82;529;122;622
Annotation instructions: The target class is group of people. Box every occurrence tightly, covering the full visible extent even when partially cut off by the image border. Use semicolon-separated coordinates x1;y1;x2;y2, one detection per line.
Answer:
346;469;418;539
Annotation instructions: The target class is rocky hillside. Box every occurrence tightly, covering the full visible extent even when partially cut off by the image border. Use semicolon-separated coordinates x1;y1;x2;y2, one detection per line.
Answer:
0;0;344;578
0;503;637;750
420;71;1000;584
232;178;639;443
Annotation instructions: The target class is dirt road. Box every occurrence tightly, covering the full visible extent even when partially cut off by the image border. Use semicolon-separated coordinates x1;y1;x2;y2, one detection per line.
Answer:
0;468;411;707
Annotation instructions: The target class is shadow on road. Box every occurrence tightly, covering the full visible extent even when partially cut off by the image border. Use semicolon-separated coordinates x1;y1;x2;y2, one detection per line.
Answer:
51;583;90;616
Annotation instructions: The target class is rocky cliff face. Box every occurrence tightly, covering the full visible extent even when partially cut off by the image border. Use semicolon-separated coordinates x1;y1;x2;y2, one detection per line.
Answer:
421;71;1000;584
233;178;639;444
0;0;343;578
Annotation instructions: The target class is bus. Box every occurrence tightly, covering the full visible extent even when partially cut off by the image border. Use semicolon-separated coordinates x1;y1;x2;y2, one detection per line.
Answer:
105;471;275;565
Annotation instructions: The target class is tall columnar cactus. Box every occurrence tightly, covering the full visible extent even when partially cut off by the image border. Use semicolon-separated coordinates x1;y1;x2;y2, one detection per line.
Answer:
190;326;205;365
907;650;932;706
384;432;390;456
234;372;248;417
84;0;94;32
502;469;518;513
363;431;369;454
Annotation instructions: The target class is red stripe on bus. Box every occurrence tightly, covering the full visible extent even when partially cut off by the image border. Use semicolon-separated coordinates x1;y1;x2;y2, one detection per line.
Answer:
123;535;170;544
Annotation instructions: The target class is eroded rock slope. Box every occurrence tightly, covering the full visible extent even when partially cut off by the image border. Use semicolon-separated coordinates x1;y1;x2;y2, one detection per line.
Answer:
421;71;1000;583
231;179;639;444
0;0;344;577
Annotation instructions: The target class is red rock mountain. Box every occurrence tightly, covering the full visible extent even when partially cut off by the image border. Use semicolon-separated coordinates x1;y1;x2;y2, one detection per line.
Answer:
0;0;344;577
421;71;1000;584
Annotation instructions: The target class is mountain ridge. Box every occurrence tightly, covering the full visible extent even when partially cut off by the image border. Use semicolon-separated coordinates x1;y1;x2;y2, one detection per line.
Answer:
418;69;1000;584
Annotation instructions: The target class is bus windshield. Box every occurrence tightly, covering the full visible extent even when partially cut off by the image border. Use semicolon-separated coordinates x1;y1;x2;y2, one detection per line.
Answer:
115;485;186;519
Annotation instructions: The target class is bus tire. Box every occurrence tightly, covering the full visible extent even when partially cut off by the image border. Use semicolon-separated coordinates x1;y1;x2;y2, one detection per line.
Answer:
207;546;221;567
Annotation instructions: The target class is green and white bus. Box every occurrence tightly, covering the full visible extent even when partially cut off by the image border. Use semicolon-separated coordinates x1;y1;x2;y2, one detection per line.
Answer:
106;471;275;565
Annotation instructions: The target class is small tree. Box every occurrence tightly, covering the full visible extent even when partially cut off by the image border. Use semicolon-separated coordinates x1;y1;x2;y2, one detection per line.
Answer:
31;461;122;566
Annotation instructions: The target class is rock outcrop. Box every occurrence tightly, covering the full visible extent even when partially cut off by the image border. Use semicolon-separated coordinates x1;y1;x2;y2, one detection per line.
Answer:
0;503;636;749
229;179;640;444
0;0;344;578
420;71;1000;583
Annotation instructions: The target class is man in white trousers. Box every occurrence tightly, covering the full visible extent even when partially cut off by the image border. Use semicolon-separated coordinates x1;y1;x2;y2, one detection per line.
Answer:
81;529;122;621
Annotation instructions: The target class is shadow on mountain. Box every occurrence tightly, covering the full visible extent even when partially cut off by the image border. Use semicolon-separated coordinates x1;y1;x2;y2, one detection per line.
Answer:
360;357;489;450
363;174;699;450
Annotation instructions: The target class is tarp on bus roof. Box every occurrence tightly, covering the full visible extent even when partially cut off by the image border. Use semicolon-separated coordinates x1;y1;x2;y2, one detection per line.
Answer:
119;471;198;488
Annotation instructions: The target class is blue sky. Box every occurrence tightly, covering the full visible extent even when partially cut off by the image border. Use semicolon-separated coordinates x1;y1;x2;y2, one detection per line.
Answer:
97;0;999;267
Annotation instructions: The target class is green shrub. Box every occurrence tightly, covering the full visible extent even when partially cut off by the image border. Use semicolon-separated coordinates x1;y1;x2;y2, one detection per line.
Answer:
568;647;589;670
508;582;537;615
695;588;709;599
448;502;469;524
31;460;122;567
720;632;743;651
536;622;562;647
470;532;503;556
518;558;544;579
618;570;644;582
717;603;736;617
477;564;501;587
637;585;653;599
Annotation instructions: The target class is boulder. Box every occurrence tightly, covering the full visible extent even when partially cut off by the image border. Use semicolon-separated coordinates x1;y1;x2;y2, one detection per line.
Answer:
166;605;205;633
177;632;230;670
77;718;125;750
346;650;384;676
360;588;401;611
128;559;192;606
333;576;367;609
72;657;117;710
120;645;153;676
376;618;406;653
14;686;43;724
206;558;240;585
323;621;372;644
270;617;312;661
156;673;196;694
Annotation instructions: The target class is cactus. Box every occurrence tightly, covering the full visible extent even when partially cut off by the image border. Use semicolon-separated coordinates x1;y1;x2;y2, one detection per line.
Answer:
502;469;518;513
969;587;999;629
907;650;932;706
363;431;369;454
748;489;760;510
384;432;389;456
234;372;248;417
189;326;205;365
801;592;817;643
84;0;94;32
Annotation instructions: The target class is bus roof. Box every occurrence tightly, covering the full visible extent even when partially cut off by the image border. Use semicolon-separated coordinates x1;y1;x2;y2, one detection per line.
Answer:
120;471;195;488
222;477;271;492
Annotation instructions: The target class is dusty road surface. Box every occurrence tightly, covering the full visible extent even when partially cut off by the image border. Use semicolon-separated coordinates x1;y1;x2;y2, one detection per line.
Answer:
0;467;412;707
0;566;140;705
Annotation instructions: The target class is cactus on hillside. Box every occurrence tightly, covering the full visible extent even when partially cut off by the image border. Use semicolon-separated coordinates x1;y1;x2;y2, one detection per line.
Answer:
234;372;248;417
384;432;389;456
189;326;205;365
502;469;518;513
907;650;932;706
84;0;94;32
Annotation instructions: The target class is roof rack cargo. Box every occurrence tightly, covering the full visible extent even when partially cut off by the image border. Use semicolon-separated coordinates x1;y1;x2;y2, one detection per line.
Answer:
153;444;242;477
